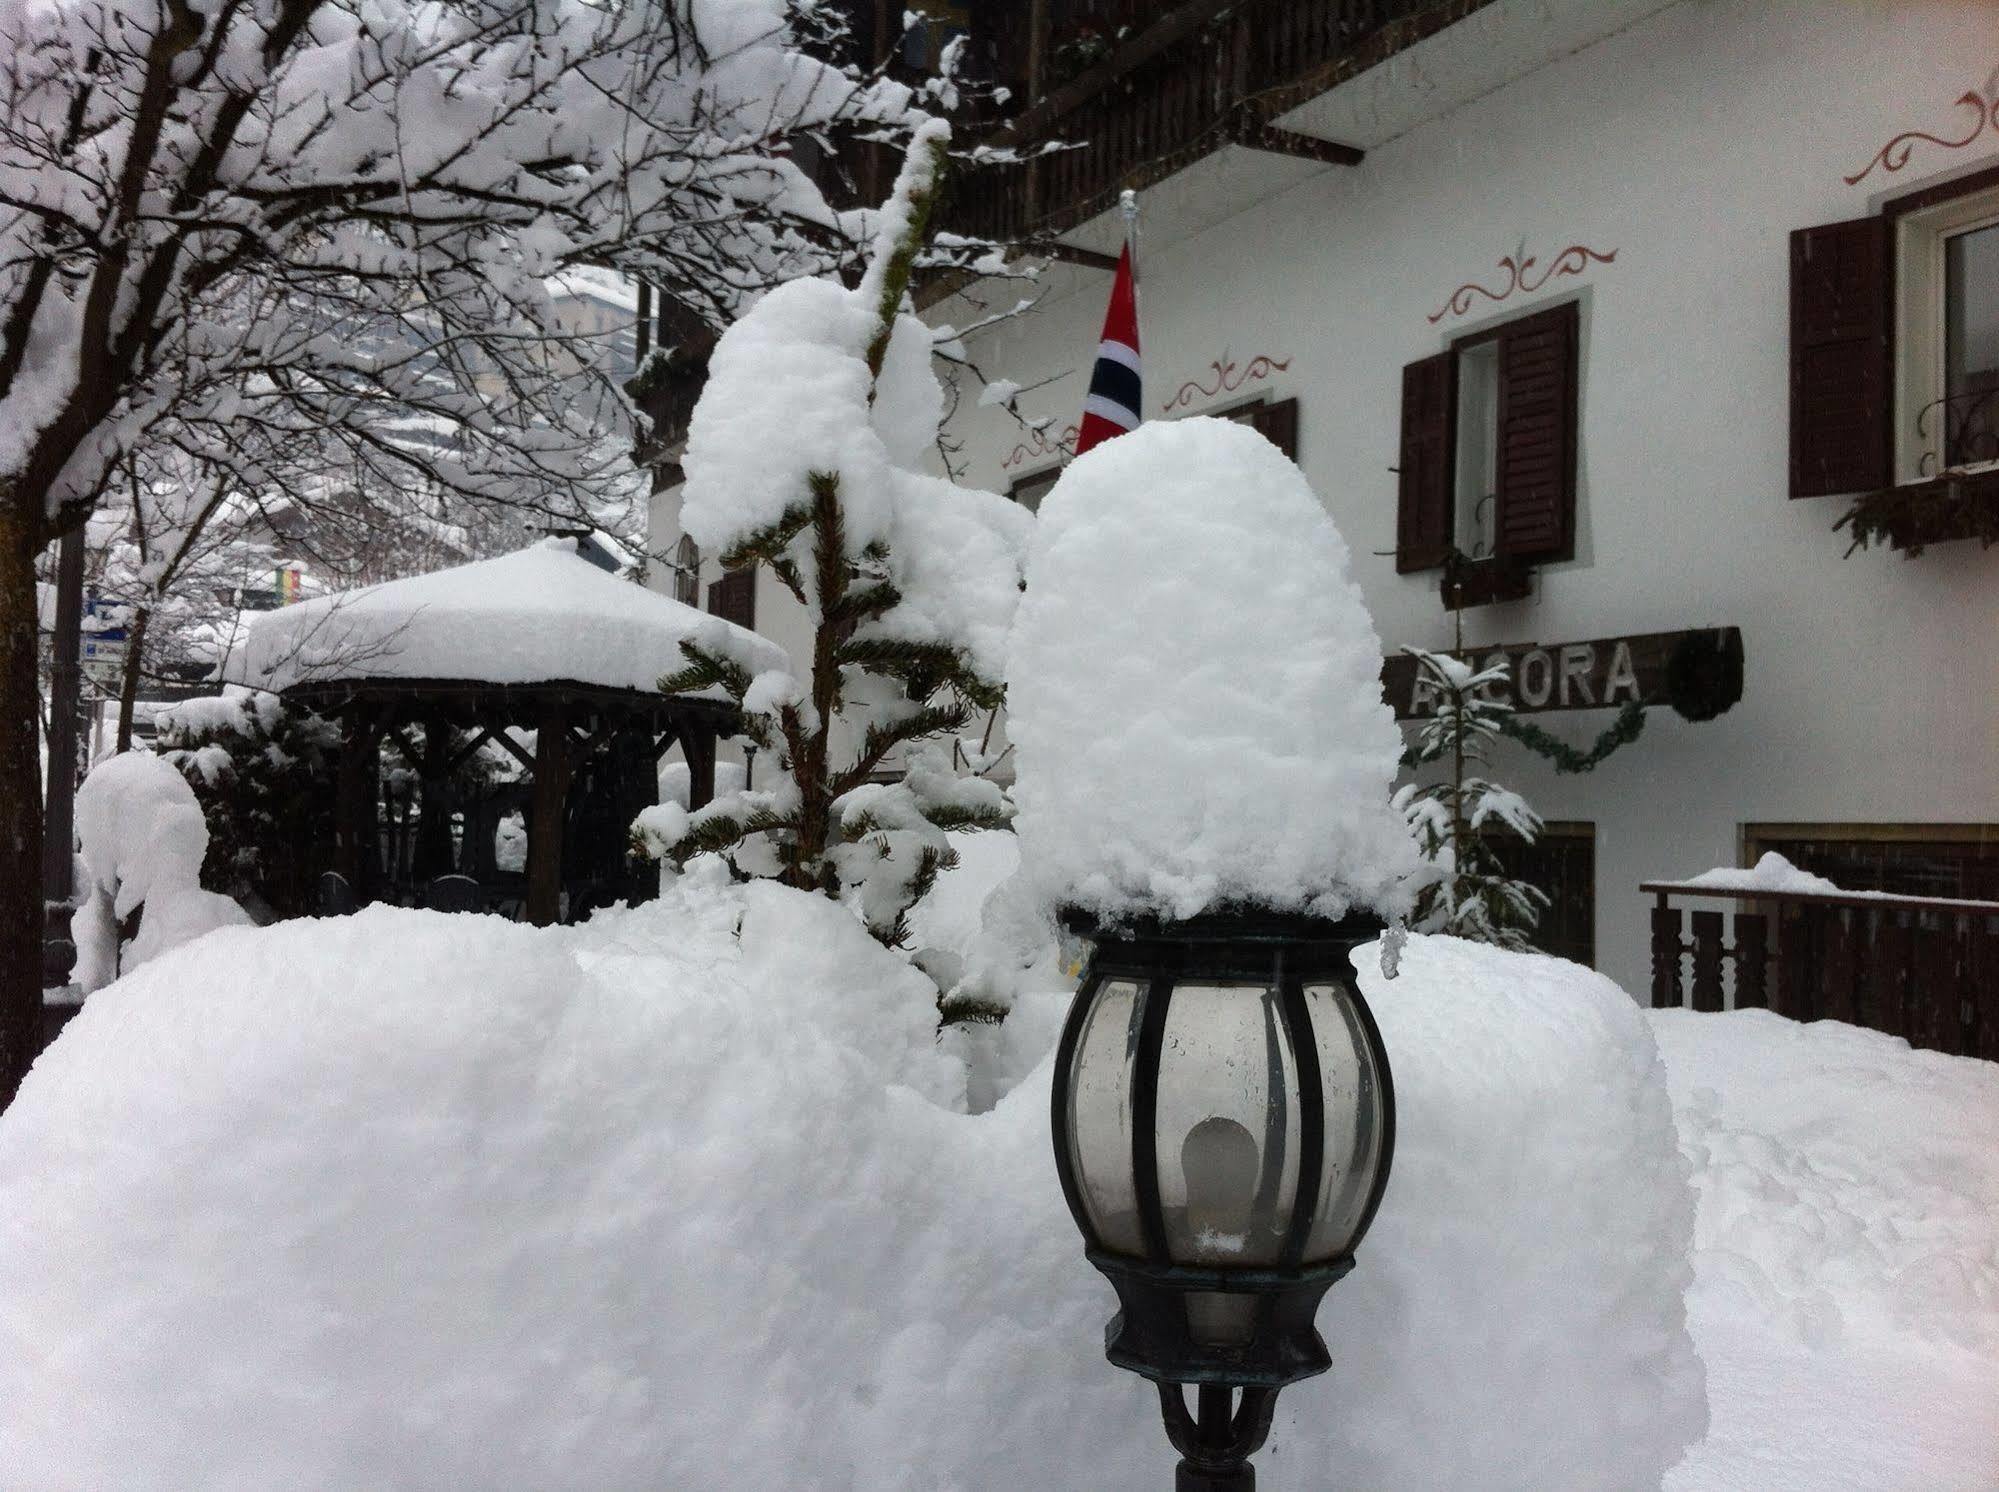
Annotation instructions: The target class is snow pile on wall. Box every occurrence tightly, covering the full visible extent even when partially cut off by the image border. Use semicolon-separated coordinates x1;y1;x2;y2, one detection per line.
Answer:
70;752;249;992
1006;417;1415;925
1673;851;1843;896
0;887;1700;1490
227;538;785;696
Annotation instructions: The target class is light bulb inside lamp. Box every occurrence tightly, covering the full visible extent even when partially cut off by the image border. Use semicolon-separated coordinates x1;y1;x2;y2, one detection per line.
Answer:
1181;1115;1260;1255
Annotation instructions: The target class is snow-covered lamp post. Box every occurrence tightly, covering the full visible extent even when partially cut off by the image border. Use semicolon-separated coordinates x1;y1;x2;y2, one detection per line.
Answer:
1007;418;1418;1491
1049;910;1395;1490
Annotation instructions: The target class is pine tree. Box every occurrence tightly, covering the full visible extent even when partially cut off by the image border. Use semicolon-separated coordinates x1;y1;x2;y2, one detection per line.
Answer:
1394;647;1550;951
632;125;1025;947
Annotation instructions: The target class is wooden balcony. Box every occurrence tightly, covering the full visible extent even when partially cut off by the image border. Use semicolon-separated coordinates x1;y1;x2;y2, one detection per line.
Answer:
949;0;1496;247
1645;879;1999;1061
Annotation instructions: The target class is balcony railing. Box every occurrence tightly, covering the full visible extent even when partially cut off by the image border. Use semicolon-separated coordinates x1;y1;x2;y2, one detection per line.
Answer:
1645;879;1999;1060
951;0;1492;245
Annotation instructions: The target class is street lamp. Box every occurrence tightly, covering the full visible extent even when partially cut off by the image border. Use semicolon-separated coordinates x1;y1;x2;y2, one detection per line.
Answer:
1050;907;1396;1492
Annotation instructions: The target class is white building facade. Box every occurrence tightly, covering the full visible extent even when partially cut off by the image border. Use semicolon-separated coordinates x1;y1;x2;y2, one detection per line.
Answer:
655;0;1999;999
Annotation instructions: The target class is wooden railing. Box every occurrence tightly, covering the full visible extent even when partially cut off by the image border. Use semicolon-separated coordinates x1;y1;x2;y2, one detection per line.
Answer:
951;0;1490;244
1645;881;1999;1060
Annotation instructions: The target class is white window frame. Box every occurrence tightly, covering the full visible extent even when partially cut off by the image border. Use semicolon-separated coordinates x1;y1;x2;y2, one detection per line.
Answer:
1894;182;1999;481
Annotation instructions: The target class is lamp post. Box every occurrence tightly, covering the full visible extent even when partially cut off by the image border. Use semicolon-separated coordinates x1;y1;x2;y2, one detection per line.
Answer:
1050;907;1395;1492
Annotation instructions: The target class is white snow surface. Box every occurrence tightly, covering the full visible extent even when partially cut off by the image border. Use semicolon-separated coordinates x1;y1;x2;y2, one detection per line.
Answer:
70;752;250;993
1674;851;1845;896
1006;417;1416;924
1656;1009;1999;1491
224;538;783;696
0;897;1709;1490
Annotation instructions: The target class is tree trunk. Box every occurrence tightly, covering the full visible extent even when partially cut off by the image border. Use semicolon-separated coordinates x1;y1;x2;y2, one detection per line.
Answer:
0;506;46;1109
115;603;151;753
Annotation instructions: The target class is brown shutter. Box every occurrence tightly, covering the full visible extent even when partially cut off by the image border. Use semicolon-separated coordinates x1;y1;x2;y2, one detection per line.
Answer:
1492;300;1579;563
1790;216;1890;498
1396;353;1454;573
706;566;755;629
1247;397;1299;460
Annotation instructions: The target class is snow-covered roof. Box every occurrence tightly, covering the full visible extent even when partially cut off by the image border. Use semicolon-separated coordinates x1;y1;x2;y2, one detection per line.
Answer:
225;539;783;696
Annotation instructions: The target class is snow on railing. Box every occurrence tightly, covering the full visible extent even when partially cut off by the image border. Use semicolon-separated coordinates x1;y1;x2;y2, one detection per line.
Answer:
1643;870;1999;1060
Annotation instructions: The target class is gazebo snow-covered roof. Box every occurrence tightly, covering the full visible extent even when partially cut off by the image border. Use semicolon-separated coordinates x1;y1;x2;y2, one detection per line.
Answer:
224;539;774;926
227;537;784;696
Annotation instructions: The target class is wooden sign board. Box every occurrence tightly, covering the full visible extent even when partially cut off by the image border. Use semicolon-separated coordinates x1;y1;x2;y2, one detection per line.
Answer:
1381;627;1743;720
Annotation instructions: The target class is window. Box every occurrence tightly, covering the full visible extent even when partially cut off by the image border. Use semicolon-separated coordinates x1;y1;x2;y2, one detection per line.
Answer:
672;534;700;607
1396;301;1580;576
1790;167;1999;496
706;565;755;630
1492;821;1596;968
1899;186;1999;477
1009;468;1060;513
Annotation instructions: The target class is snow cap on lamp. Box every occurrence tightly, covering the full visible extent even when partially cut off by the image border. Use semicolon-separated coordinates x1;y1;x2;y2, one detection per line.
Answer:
1005;416;1416;926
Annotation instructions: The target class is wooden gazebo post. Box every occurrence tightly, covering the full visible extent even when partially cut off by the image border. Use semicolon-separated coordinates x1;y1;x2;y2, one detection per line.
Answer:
524;699;573;926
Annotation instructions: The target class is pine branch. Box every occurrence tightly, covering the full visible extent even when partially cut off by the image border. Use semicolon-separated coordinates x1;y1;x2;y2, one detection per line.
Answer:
830;579;900;627
657;639;755;702
720;500;812;571
835;702;974;796
924;801;1011;833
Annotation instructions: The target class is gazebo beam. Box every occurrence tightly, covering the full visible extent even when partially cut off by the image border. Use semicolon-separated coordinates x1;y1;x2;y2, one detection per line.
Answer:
524;700;573;926
684;727;717;810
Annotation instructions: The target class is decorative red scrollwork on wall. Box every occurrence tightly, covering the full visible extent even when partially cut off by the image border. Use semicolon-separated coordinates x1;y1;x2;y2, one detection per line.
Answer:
1427;243;1617;324
1161;351;1293;413
1001;422;1080;470
1843;72;1999;186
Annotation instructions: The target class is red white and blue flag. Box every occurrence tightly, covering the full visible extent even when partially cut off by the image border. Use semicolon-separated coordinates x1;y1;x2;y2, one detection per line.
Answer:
1073;239;1141;456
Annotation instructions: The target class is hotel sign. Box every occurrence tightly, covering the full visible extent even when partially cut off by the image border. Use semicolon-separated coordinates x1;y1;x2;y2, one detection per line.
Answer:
1381;627;1743;721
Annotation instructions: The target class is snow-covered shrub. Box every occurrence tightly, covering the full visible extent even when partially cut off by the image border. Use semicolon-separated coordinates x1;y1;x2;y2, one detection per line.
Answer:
71;753;251;993
1005;415;1414;925
155;691;340;917
1393;647;1549;950
633;124;1031;946
0;886;1703;1488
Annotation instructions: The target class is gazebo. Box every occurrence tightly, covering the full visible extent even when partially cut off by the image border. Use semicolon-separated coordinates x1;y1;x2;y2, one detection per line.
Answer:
225;538;781;925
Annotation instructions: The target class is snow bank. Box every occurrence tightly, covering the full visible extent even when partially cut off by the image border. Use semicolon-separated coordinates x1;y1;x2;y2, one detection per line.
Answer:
71;752;249;992
0;895;1700;1489
226;538;785;696
1006;417;1415;925
1673;851;1843;896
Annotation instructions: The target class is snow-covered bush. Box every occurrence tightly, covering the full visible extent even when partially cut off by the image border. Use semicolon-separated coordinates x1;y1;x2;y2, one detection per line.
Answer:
70;753;251;993
0;884;1703;1488
632;125;1031;946
1005;415;1414;925
155;691;341;917
1393;647;1549;950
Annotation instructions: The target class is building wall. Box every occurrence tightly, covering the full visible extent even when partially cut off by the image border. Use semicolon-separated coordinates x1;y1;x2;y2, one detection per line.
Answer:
927;0;1999;997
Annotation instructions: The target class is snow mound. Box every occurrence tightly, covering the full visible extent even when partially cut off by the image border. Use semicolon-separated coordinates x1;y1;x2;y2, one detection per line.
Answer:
71;751;249;992
1006;417;1415;925
226;538;785;696
0;895;1699;1489
1675;851;1844;896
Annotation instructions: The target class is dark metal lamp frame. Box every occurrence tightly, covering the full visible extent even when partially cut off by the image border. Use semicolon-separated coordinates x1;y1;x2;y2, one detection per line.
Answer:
1050;908;1396;1492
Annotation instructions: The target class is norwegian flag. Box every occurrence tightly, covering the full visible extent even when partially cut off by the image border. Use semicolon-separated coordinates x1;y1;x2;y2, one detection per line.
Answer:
1073;241;1141;456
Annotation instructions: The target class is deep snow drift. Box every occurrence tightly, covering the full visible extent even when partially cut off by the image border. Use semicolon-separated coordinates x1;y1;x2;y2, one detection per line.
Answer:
0;881;1703;1490
1005;417;1415;926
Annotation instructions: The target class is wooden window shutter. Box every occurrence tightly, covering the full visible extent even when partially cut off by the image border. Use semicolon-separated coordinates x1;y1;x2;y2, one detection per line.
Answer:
706;566;755;630
1247;397;1299;460
1790;216;1890;498
1396;353;1454;573
1492;300;1579;563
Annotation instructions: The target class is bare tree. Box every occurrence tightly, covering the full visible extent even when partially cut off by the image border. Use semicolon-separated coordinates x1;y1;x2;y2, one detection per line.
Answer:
0;0;929;1104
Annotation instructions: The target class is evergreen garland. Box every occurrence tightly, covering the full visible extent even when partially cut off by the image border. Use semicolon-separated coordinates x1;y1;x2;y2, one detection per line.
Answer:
1497;700;1647;774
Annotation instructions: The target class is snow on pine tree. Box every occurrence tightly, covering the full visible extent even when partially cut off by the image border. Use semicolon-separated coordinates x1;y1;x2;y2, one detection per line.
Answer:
1394;648;1550;951
631;123;1032;947
0;0;934;1103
